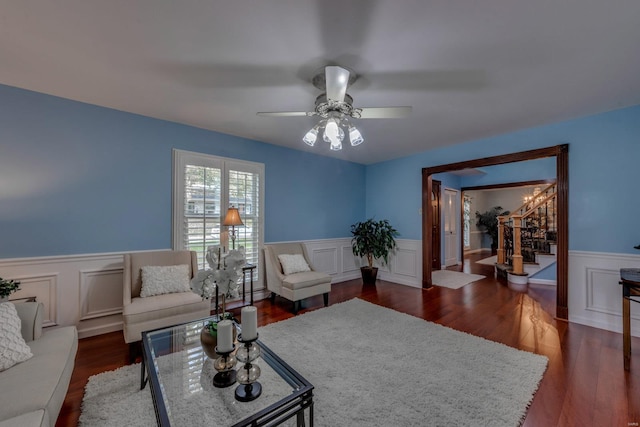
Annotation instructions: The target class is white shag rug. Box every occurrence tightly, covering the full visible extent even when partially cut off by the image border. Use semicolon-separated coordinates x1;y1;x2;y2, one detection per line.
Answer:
432;270;486;289
476;255;498;265
80;299;547;427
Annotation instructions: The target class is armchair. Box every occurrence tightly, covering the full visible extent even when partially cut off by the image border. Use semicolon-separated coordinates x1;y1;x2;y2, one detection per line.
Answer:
263;243;331;314
122;250;210;350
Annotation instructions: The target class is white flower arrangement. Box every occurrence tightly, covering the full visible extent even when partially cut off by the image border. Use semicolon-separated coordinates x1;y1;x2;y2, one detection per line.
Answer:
190;245;245;301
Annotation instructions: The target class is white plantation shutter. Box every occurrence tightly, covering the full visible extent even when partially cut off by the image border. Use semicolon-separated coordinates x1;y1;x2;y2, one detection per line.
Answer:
173;150;264;285
228;168;261;267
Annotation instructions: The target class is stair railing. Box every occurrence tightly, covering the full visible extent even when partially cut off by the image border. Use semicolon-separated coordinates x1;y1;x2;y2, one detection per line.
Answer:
497;183;557;275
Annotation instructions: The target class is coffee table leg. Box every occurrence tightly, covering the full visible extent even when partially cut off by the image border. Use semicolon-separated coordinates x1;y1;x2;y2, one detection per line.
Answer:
140;356;148;390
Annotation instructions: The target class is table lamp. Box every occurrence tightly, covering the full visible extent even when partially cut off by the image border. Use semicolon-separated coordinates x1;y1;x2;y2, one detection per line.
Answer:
223;206;244;250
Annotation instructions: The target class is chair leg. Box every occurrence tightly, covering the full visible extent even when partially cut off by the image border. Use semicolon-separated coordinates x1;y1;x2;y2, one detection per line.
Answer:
323;292;329;307
128;342;140;364
293;300;301;314
270;292;276;303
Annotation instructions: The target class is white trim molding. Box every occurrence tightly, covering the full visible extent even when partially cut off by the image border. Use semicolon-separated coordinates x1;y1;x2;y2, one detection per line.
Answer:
569;250;640;338
1;251;137;338
269;238;423;288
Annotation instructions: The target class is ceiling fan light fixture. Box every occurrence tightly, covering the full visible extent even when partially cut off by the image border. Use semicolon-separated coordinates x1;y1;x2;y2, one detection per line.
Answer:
329;140;343;151
303;125;319;146
348;125;364;146
322;117;344;147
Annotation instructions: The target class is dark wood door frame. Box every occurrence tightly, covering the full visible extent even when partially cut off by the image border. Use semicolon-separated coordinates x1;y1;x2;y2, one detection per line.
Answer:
421;144;569;320
431;180;441;270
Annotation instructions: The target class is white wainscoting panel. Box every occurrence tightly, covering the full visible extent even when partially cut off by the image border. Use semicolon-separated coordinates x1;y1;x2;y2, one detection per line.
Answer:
569;250;640;337
1;252;127;338
10;273;58;327
79;268;124;321
272;238;423;287
0;239;424;339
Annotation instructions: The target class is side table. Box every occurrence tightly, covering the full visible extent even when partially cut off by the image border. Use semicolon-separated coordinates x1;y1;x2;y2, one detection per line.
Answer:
242;264;257;306
620;279;640;370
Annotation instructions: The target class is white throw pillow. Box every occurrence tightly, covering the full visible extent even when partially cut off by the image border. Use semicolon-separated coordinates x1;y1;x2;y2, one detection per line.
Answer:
0;302;33;371
278;254;311;275
140;264;191;297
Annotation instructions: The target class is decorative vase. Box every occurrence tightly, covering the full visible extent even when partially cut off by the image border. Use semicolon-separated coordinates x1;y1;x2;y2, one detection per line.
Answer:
200;327;219;359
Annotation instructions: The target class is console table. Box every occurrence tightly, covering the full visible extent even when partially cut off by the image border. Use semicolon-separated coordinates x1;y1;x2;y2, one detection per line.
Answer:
620;279;640;370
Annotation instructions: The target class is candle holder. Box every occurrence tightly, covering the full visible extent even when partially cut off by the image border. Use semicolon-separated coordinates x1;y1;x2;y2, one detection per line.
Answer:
234;333;262;402
212;345;237;388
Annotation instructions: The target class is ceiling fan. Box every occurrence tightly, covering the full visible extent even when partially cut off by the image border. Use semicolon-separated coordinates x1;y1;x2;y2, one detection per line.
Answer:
257;65;412;151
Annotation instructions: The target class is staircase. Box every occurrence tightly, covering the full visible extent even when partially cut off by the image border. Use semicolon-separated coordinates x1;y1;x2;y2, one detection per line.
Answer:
496;183;557;285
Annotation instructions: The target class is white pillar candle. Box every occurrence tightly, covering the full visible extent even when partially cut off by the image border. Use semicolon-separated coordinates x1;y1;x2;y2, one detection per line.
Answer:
217;319;234;353
241;306;258;341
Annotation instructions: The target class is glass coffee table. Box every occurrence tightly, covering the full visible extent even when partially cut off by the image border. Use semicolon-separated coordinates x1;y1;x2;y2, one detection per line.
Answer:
141;317;314;427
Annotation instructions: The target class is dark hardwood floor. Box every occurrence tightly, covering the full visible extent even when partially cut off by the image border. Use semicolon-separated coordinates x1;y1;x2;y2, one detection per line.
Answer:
56;251;640;427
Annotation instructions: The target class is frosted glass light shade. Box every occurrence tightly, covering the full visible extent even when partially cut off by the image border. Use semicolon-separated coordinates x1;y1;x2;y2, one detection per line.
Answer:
349;126;364;146
303;127;318;146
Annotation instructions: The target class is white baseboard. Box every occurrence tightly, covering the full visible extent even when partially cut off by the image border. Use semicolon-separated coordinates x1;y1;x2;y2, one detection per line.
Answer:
528;278;556;286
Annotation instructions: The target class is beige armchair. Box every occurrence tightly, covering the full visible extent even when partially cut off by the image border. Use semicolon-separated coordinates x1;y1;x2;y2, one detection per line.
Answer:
263;243;331;314
122;250;210;352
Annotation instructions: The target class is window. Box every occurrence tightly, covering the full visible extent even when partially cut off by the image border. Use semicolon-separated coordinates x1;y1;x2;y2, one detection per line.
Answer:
173;149;264;285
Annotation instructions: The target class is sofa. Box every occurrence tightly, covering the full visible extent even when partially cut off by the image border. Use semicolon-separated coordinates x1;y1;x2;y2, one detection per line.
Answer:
0;302;78;427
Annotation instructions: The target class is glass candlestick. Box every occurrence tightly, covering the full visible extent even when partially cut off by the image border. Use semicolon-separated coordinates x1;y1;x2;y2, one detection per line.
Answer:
213;345;237;388
235;333;262;402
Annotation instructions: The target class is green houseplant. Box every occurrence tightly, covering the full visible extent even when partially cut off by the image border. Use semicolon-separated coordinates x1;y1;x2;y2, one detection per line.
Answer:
475;206;510;253
0;277;21;301
351;219;399;285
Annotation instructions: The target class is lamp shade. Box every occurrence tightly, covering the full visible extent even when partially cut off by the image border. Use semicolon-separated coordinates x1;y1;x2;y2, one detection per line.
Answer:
223;207;244;227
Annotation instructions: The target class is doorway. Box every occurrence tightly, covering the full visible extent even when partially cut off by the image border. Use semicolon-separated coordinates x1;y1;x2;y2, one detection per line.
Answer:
421;144;569;320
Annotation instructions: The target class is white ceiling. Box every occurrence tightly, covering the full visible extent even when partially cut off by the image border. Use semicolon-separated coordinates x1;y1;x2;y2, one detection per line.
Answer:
2;0;640;164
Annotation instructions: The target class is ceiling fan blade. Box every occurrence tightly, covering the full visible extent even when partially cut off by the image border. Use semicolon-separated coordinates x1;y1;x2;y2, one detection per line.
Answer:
358;106;412;119
257;111;311;117
325;66;350;102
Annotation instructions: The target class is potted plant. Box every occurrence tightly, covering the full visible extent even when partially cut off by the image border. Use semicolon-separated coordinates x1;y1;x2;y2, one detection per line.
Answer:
351;218;399;285
475;206;510;253
0;277;21;302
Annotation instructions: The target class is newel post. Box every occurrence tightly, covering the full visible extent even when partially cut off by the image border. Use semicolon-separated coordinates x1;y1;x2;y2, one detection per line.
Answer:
511;214;524;275
497;215;507;264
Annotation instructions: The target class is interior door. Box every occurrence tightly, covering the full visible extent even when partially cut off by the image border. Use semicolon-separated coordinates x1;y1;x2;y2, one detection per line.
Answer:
444;188;459;267
431;180;441;270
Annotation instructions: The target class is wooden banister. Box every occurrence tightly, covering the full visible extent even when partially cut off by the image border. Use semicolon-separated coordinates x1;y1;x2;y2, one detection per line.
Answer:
507;182;556;219
496;182;558;279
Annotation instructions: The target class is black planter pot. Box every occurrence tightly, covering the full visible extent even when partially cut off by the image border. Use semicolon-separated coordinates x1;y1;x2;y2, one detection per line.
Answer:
360;267;379;285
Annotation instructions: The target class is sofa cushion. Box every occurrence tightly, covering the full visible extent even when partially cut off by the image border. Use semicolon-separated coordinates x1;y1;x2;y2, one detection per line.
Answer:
278;254;311;275
0;302;33;372
0;326;77;425
0;410;47;427
282;271;332;290
140;264;191;297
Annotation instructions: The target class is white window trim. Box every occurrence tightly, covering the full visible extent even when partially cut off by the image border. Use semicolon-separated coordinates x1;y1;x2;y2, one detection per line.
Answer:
172;149;265;286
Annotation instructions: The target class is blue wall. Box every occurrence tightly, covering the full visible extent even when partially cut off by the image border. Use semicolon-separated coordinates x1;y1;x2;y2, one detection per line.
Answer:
365;105;640;254
2;82;640;259
0;85;365;258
